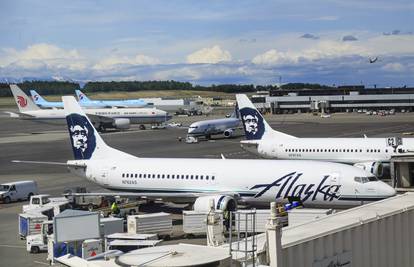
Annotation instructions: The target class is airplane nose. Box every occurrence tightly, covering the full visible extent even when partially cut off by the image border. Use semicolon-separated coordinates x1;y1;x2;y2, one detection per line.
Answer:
381;182;396;197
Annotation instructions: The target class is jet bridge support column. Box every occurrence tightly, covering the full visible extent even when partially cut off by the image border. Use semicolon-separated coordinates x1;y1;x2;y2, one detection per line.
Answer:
266;202;283;267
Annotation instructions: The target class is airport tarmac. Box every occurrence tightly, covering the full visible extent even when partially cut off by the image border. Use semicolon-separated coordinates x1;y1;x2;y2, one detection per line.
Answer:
2;111;414;266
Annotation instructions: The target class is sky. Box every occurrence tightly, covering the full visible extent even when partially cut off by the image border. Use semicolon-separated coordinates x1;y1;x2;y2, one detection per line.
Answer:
0;0;413;87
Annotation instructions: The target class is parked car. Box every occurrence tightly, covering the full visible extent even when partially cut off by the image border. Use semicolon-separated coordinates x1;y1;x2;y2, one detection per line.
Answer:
0;180;38;203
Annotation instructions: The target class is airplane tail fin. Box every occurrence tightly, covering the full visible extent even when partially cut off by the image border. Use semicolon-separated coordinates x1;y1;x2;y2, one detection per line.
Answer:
236;94;295;140
30;90;48;104
62;96;133;160
75;90;91;102
10;85;41;112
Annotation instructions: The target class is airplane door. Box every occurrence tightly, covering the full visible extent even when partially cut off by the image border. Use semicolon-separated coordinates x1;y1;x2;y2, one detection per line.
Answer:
100;167;111;186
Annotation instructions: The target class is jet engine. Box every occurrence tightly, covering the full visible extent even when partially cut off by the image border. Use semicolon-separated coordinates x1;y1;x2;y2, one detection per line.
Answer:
353;161;383;177
112;118;130;130
193;195;237;212
223;129;235;138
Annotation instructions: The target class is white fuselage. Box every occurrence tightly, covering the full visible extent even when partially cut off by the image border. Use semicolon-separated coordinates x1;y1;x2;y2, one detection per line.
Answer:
68;157;395;208
188;118;240;137
242;137;414;164
20;108;171;124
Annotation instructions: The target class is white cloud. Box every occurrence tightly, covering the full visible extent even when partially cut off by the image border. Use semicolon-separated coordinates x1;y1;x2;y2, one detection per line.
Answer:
252;40;368;65
186;45;232;64
1;43;85;70
93;54;160;70
382;63;405;72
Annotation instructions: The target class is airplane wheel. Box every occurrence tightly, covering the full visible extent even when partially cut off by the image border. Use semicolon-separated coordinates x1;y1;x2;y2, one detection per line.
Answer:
139;125;146;130
31;246;40;254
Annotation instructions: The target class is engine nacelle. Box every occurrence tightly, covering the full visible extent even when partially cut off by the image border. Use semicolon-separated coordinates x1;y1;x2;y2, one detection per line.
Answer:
193;195;237;212
223;129;235;138
112;118;130;129
353;161;383;177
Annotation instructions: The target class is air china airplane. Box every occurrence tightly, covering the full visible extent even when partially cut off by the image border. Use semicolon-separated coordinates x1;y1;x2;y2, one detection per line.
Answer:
236;94;414;177
13;96;396;210
76;90;147;108
9;85;171;130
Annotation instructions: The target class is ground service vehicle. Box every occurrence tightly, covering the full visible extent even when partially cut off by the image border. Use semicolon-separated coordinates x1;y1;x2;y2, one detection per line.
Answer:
0;180;38;203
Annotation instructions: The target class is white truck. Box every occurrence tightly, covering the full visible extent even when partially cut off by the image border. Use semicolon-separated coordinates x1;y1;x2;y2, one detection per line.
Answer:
26;220;53;253
23;194;69;216
0;180;38;203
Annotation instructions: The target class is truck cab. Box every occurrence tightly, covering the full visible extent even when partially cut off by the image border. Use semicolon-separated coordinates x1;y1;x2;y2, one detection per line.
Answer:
26;221;53;253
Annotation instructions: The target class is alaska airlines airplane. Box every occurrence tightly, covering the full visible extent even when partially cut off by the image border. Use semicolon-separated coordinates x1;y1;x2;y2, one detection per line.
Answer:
13;95;396;209
9;85;171;130
236;94;414;177
76;90;147;108
30;90;64;108
187;110;241;139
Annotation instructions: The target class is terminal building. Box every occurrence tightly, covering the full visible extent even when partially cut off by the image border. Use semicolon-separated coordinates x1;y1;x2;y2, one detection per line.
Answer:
252;86;414;114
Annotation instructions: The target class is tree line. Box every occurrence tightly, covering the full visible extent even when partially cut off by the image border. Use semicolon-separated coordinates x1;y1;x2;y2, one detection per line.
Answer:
0;80;331;97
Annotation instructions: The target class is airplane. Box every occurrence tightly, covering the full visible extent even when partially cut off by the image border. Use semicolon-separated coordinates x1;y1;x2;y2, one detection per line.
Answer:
13;95;396;210
236;94;414;177
187;109;241;139
369;57;378;64
8;85;172;131
75;90;147;108
30;90;64;108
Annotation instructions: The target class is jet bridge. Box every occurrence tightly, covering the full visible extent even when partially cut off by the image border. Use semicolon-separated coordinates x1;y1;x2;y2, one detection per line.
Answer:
390;156;414;192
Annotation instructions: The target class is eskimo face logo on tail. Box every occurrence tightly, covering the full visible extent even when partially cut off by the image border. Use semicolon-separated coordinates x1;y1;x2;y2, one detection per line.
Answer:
66;114;96;159
17;96;27;107
239;107;264;140
79;93;84;100
33;95;39;101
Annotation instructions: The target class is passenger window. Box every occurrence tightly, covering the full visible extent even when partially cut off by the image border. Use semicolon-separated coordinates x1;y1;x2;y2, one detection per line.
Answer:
212;176;215;180
135;174;138;178
122;173;125;178
126;174;129;178
186;175;189;179
167;175;170;179
161;174;165;179
351;149;353;152
354;177;362;183
195;175;198;180
190;175;193;180
206;176;209;180
157;174;160;179
200;175;204;180
152;174;155;178
386;149;388;153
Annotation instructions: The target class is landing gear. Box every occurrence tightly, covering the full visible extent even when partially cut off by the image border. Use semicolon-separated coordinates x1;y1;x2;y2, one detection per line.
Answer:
139;125;146;130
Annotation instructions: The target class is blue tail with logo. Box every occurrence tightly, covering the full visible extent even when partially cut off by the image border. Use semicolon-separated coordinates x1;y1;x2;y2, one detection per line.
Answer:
75;90;91;103
63;96;133;160
236;94;296;140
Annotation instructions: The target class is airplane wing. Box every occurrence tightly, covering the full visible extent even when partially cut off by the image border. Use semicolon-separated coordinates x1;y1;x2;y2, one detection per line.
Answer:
63;190;243;201
12;160;87;169
4;111;35;119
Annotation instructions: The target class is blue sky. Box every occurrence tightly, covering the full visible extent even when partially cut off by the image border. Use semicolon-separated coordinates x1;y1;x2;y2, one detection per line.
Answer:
0;0;413;86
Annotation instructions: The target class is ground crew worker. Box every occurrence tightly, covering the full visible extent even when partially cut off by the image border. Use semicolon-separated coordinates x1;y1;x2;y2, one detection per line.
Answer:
111;201;120;215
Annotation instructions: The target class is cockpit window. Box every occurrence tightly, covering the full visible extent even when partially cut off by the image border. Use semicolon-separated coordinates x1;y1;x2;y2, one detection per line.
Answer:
189;126;198;129
354;176;378;183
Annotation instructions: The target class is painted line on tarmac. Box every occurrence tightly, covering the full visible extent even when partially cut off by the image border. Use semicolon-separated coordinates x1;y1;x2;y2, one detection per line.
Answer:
34;261;49;266
0;244;25;249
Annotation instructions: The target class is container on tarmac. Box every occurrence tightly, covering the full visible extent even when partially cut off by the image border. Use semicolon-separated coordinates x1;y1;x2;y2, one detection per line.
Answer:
81;239;102;259
127;212;172;237
100;217;124;237
183;210;223;235
18;213;48;239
